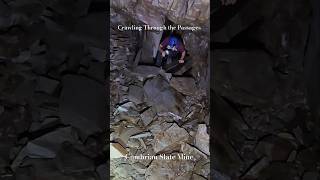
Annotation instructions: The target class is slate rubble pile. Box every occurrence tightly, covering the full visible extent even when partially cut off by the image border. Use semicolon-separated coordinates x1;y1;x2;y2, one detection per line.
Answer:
110;3;210;179
0;0;106;179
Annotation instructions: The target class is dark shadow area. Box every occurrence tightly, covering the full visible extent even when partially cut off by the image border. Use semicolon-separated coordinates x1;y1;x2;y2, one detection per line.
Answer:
212;0;320;179
0;0;108;179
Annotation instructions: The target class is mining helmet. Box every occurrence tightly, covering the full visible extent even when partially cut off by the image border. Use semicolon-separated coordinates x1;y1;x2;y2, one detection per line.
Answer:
169;36;178;48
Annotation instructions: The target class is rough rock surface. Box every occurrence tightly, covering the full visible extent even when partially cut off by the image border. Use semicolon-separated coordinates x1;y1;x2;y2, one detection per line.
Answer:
0;0;107;178
144;76;185;115
152;123;190;153
145;158;195;180
170;77;197;96
195;124;210;155
60;75;106;138
212;0;320;179
111;0;210;28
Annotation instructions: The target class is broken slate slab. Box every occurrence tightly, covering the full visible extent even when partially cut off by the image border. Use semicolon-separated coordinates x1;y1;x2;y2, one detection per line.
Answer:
21;142;56;159
132;65;161;78
193;158;210;178
113;163;140;179
128;85;144;105
195;124;210;155
59;75;106;138
148;122;174;135
172;59;193;76
152;123;189;153
116;126;142;146
55;142;95;173
114;102;140;118
35;76;60;95
29;117;61;133
170;77;197;96
181;143;207;161
11;127;80;170
130;132;153;139
243;157;269;179
144;76;185;115
110;143;127;159
140;108;155;126
145;155;194;180
255;135;295;161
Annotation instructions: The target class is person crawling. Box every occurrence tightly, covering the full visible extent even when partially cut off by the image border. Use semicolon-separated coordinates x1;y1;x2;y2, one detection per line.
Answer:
156;31;186;69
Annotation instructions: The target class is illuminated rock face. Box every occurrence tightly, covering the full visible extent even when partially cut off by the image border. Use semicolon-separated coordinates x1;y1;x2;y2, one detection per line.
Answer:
111;0;210;28
152;123;190;153
145;156;195;180
109;1;210;178
110;0;210;91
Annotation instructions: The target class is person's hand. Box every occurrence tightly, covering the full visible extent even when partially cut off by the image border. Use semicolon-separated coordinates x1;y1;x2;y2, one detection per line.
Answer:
161;51;166;57
179;59;184;63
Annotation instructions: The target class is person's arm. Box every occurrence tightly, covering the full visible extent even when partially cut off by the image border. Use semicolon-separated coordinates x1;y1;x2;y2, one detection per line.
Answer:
159;38;168;57
159;44;164;53
180;51;186;60
179;51;186;63
178;41;186;63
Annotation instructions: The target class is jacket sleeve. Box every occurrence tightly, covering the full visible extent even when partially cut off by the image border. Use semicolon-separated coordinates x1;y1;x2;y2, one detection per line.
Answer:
177;42;185;53
160;37;169;48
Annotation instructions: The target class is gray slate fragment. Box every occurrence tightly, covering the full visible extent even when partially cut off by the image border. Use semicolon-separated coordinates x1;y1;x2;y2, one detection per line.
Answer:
170;77;197;96
133;65;161;77
25;142;56;159
12;127;79;170
29;117;61;132
144;76;185;114
195;124;210;155
244;157;269;179
152;123;189;153
128;85;144;105
36;76;60;94
140;108;155;126
56;143;95;173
